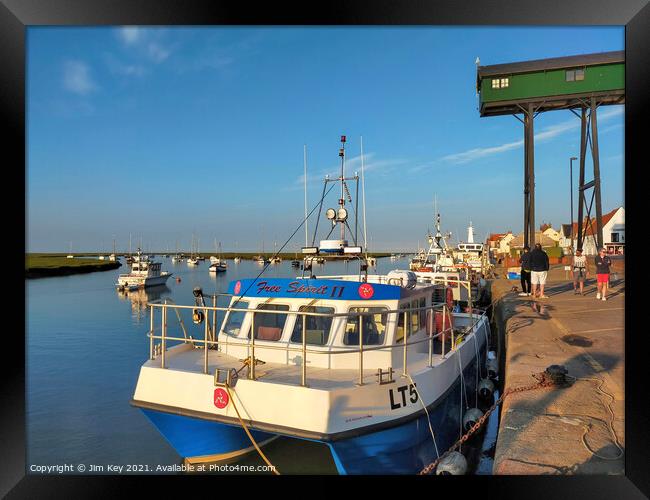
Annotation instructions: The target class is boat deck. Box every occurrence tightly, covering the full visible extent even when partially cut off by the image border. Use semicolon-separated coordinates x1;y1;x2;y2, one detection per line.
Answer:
144;341;454;390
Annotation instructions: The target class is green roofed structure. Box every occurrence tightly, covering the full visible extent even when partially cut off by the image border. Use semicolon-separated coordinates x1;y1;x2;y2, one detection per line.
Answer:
476;51;624;250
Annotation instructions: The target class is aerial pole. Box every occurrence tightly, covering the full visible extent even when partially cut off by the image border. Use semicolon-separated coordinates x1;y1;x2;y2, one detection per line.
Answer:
339;135;346;241
360;136;368;258
304;144;308;247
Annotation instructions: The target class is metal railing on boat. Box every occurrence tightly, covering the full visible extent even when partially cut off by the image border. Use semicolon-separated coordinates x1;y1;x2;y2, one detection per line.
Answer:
144;280;486;387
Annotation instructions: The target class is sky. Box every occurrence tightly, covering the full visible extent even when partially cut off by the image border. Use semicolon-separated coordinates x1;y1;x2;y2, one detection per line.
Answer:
26;26;624;253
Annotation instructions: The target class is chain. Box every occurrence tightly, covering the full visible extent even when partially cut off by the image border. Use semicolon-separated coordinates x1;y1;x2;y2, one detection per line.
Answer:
418;372;559;475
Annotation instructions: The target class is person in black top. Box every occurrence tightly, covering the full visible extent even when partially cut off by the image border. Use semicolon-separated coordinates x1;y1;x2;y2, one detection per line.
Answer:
529;243;550;298
594;247;613;301
518;246;532;296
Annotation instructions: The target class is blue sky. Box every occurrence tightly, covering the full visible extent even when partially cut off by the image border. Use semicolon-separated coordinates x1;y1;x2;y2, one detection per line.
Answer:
26;26;624;253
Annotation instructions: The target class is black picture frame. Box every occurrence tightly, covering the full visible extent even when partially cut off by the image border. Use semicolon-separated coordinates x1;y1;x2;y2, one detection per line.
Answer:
5;0;648;497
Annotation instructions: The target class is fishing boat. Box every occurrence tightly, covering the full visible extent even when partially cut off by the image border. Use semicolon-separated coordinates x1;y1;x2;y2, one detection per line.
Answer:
408;211;470;302
453;222;484;273
116;249;172;289
131;136;493;474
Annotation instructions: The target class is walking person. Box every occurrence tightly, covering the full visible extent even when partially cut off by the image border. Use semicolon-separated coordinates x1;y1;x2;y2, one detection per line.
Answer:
595;247;612;301
518;246;532;296
571;248;589;295
530;243;550;299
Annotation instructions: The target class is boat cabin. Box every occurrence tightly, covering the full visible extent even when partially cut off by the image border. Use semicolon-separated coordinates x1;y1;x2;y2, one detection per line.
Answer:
217;275;464;371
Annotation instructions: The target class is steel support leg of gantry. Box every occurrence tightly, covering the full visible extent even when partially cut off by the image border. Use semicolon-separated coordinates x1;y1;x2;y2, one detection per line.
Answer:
522;103;535;248
575;97;604;252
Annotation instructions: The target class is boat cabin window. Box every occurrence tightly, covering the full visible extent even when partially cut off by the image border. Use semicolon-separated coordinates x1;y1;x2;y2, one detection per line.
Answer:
251;304;289;341
224;301;249;337
290;306;334;346
343;307;387;346
411;299;420;333
396;303;412;342
418;297;427;327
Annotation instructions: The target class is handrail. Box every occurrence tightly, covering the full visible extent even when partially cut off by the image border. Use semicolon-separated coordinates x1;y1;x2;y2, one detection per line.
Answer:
145;278;485;385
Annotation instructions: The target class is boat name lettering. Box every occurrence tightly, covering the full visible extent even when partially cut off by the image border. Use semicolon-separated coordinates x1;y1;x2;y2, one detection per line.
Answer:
287;281;331;295
389;383;418;410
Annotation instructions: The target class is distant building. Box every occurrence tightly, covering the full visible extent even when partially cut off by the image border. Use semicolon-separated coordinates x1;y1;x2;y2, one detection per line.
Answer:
510;231;558;252
542;226;562;242
568;207;624;255
486;233;506;257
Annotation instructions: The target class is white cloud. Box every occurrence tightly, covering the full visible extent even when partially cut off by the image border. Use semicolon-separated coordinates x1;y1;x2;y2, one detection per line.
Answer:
62;61;96;95
147;42;170;63
115;27;171;63
438;105;624;165
117;27;142;45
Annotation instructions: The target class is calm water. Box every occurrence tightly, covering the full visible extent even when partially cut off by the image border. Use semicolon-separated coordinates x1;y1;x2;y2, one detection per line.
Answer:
26;256;413;474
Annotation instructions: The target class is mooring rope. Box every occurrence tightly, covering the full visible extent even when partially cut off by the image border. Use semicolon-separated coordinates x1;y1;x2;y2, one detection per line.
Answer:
224;384;280;475
406;372;440;459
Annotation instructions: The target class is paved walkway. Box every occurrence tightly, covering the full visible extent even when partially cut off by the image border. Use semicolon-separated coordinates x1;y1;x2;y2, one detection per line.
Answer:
491;265;624;474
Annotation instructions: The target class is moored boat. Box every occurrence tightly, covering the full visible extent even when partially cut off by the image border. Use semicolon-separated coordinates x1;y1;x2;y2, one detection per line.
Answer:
130;136;492;474
116;249;172;289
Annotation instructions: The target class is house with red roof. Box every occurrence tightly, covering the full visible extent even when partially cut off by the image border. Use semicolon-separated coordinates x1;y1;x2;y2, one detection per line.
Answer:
562;207;624;255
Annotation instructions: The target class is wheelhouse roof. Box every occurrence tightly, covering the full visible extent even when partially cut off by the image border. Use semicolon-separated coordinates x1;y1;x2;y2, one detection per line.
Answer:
226;277;434;302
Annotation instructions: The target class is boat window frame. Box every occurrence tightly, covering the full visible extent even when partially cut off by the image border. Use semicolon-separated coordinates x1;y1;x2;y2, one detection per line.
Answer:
250;302;291;342
289;304;336;346
342;305;389;346
222;300;251;338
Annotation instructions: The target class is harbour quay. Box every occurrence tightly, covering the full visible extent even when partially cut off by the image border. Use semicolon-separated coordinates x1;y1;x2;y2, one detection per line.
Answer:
489;261;624;474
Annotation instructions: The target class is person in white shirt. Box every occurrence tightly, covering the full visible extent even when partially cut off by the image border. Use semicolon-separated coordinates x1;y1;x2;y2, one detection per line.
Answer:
571;248;589;295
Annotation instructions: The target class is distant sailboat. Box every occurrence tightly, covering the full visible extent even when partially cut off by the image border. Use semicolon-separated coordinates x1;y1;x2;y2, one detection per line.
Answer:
209;241;227;273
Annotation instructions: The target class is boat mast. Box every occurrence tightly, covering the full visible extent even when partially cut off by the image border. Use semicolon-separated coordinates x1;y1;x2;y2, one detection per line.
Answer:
304;144;308;247
339;136;346;241
361;136;368;259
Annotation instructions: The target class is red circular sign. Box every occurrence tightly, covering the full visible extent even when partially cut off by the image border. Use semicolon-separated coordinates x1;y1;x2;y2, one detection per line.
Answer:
234;281;242;295
213;388;229;409
358;283;374;299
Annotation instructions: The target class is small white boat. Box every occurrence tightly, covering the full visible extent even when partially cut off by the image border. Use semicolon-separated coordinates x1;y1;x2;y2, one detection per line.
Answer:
116;249;172;288
234;257;241;264
187;257;199;266
209;241;228;271
209;261;227;273
99;255;106;261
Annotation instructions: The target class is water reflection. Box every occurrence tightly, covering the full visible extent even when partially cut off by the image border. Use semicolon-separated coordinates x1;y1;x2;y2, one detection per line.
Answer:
117;284;172;323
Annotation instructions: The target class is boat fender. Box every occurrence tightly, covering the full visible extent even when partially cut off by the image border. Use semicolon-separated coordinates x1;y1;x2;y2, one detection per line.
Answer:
463;407;484;432
478;378;495;400
486;358;498;379
192;309;204;324
435;451;467;475
487;350;497;360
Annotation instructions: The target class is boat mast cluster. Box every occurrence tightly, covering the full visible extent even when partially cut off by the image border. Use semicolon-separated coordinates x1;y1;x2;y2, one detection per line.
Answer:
301;135;370;277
